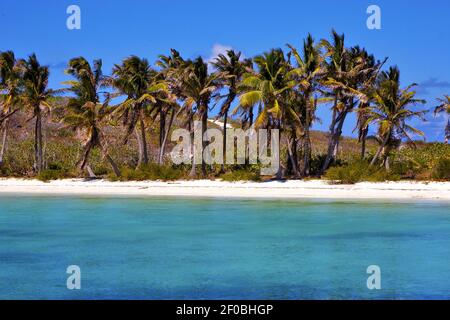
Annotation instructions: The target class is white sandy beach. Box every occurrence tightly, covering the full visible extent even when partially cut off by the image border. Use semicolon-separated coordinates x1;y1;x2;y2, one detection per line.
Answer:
0;178;449;201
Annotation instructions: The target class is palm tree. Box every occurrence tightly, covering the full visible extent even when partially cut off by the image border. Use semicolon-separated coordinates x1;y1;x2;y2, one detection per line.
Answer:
434;95;450;143
288;34;325;176
63;57;120;177
19;54;54;173
0;51;21;167
111;56;161;167
177;56;219;177
238;48;294;179
283;92;305;177
211;50;251;171
320;30;346;170
319;31;376;173
366;66;427;168
147;87;180;165
156;49;188;164
156;49;187;102
352;47;386;159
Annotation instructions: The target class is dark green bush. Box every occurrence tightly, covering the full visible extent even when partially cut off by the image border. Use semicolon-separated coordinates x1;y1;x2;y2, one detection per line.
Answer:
36;169;72;182
310;154;344;176
220;169;261;182
431;158;450;180
92;164;110;176
108;163;184;181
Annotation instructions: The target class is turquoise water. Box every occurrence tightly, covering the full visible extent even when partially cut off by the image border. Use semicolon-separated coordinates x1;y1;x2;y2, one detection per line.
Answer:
0;195;449;300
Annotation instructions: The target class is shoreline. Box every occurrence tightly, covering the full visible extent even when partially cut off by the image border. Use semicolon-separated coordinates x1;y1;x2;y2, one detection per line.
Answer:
1;178;450;201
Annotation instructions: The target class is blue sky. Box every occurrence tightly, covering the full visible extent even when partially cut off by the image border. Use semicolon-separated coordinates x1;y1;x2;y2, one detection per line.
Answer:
1;0;450;141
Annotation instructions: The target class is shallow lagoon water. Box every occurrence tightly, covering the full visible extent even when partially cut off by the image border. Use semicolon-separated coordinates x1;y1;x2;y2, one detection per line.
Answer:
0;195;449;299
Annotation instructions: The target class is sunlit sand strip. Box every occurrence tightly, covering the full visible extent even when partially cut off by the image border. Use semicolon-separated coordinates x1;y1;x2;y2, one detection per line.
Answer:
1;178;450;201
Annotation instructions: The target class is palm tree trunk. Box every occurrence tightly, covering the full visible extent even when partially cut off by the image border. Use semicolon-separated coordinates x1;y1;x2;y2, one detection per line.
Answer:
77;140;94;171
275;125;283;180
302;125;311;177
361;136;367;159
34;108;43;173
139;111;149;165
0;119;9;167
201;106;208;177
320;95;339;174
360;124;369;159
287;127;299;178
159;108;166;152
333;140;339;158
105;153;121;177
99;139;120;177
189;118;196;178
86;165;96;178
135;127;144;168
43;123;48;169
243;106;255;166
302;96;313;177
445;118;450;144
384;156;390;171
221;110;228;173
370;133;390;166
159;108;176;165
321;110;348;174
358;105;369;159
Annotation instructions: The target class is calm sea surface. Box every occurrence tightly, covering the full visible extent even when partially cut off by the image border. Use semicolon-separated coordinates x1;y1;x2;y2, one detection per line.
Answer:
0;195;449;299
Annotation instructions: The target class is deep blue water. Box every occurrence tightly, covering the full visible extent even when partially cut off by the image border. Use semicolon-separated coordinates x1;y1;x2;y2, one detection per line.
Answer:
0;195;449;300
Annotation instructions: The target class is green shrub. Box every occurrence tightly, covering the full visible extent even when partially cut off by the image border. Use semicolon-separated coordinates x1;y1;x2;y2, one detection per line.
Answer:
220;169;261;182
393;143;450;170
0;165;12;177
365;169;400;182
37;169;70;182
310;154;344;176
92;164;110;176
325;160;399;184
3;139;35;176
388;143;450;180
108;163;184;181
431;158;450;180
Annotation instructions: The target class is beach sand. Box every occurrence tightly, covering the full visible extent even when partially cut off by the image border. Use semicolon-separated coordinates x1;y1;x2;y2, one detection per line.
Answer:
0;178;449;201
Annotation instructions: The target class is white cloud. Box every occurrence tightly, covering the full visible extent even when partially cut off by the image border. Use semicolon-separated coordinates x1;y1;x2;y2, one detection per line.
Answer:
207;43;233;64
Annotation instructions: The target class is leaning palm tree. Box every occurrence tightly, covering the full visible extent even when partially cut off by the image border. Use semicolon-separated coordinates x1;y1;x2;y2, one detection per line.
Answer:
211;50;251;170
177;56;219;177
319;31;377;173
238;48;294;179
366;66;427;168
19;54;54;173
111;56;164;167
0;51;22;167
434;95;450;143
63;57;120;177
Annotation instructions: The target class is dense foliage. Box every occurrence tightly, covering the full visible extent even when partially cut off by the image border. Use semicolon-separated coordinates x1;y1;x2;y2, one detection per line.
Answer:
1;30;449;182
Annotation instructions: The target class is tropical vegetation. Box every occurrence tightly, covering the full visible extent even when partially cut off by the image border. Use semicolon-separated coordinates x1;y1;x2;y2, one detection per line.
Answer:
1;30;449;183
